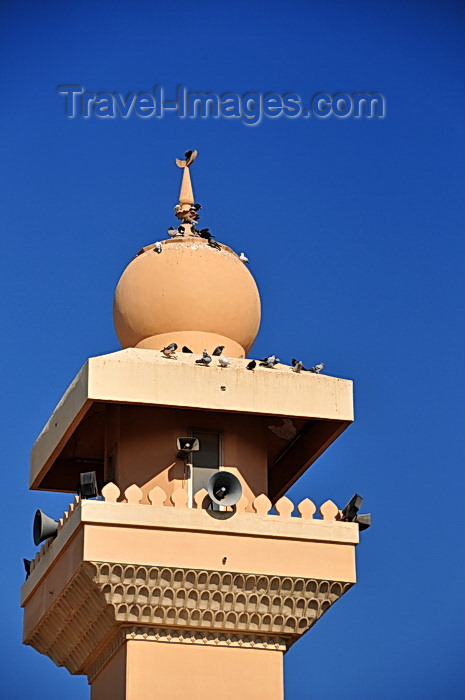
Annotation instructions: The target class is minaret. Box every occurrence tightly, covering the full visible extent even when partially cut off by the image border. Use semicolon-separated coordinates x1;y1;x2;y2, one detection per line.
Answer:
21;152;359;700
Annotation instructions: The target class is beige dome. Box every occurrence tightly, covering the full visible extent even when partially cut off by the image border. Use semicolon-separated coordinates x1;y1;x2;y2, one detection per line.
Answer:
113;237;261;358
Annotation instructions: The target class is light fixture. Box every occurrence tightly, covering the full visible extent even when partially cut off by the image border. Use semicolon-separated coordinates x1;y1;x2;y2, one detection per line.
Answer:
77;471;98;499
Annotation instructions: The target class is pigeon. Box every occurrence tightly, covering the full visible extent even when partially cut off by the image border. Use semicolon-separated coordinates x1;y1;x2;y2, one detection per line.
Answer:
195;349;212;366
260;359;276;369
260;356;280;369
161;342;178;358
308;362;324;374
246;360;256;370
175;149;198;168
260;355;280;368
212;345;225;356
182;346;193;353
167;227;177;237
291;358;307;373
174;204;182;213
218;355;230;368
192;203;202;211
178;225;185;236
199;228;213;240
239;252;249;263
153;241;162;254
209;240;221;250
23;558;31;580
182;209;199;224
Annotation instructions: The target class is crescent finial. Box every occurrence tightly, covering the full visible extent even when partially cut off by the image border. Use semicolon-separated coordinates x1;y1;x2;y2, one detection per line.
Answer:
175;149;198;168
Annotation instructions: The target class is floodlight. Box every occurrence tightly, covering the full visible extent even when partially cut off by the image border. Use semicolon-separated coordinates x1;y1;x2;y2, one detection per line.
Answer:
78;471;98;499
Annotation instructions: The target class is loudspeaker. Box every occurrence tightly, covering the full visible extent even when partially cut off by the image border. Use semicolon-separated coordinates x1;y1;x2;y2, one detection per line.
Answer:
33;509;59;547
341;493;363;521
176;437;200;451
354;513;371;531
176;437;200;458
341;494;371;531
207;471;242;507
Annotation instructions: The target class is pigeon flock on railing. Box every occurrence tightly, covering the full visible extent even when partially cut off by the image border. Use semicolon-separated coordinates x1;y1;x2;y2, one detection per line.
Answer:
160;343;324;375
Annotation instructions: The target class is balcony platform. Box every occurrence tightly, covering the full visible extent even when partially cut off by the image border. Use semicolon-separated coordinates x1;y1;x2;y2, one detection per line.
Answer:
22;491;358;679
30;349;354;499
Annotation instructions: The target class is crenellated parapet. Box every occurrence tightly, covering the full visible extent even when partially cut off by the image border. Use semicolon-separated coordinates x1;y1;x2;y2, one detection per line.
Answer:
27;486;345;577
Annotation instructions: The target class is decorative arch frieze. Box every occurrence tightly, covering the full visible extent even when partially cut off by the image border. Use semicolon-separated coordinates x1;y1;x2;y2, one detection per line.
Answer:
24;560;352;679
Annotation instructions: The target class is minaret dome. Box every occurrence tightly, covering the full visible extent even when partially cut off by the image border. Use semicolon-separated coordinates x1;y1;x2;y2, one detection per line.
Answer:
113;151;260;358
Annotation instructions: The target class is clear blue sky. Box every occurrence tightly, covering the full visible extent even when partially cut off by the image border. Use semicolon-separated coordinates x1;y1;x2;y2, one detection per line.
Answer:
1;1;465;698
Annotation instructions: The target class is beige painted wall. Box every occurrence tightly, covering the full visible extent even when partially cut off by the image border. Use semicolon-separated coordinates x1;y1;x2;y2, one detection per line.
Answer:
23;528;84;640
91;644;126;700
114;405;269;510
91;640;283;700
83;523;356;582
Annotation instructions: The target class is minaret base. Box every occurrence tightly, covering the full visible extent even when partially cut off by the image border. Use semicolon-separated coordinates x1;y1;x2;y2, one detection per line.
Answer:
90;638;284;700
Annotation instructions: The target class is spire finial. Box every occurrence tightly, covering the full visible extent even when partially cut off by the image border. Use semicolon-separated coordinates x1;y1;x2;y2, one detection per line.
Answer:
175;149;197;209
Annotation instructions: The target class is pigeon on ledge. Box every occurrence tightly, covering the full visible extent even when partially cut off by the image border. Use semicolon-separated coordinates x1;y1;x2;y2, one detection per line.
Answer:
161;343;178;358
195;350;212;366
307;362;324;374
259;355;280;368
